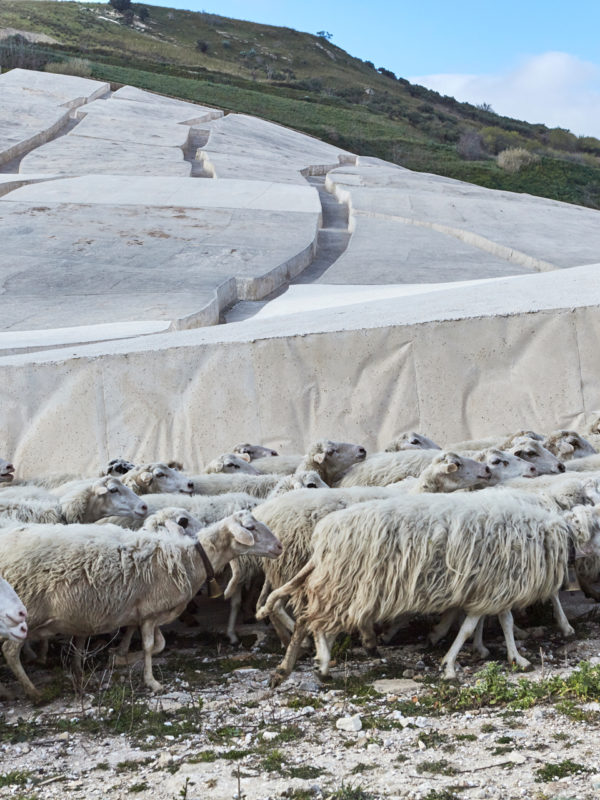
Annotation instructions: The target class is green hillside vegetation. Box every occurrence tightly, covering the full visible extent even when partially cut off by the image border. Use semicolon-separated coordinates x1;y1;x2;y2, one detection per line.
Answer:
2;0;600;208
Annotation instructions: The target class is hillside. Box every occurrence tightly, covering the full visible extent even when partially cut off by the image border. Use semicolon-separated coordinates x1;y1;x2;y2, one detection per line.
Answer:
2;0;600;209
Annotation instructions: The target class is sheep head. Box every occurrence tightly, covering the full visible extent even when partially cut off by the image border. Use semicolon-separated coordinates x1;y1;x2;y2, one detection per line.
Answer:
384;432;441;452
233;443;279;460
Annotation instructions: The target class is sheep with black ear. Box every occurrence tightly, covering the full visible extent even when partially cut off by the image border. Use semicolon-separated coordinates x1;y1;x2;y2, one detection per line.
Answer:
0;510;282;698
544;431;597;461
258;493;574;685
103;458;136;477
0;477;148;525
384;432;441;452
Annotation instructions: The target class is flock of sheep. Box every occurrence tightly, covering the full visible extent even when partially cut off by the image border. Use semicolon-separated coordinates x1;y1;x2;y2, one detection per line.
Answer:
1;421;600;700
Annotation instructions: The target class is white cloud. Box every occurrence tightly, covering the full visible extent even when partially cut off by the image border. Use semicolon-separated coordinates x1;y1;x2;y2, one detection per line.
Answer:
410;52;600;139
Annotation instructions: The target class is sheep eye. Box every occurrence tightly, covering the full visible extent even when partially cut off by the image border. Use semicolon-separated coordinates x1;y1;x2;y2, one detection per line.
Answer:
410;439;419;445
490;458;501;465
526;451;536;457
232;463;240;469
307;482;317;488
109;487;118;494
155;470;165;478
178;517;189;529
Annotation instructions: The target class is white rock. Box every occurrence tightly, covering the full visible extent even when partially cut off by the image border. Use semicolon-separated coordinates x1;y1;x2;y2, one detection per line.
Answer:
262;731;279;741
335;714;362;732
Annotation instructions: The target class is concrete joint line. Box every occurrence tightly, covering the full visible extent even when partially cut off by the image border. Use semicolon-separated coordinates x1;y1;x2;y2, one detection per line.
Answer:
354;209;558;273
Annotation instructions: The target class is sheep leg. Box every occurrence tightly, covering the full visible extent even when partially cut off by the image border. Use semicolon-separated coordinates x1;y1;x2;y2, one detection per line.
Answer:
429;608;459;646
37;638;49;665
577;574;600;602
269;611;292;647
440;614;480;680
141;620;162;693
314;632;336;680
551;593;575;637
270;621;308;688
472;617;490;658
382;614;410;645
71;635;87;678
254;578;271;616
497;610;530;669
114;626;165;665
226;586;242;645
152;627;165;655
2;639;40;700
111;626;137;665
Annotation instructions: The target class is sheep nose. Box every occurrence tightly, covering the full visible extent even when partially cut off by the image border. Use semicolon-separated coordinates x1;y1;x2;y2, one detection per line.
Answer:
358;447;366;456
557;462;566;473
7;608;27;625
187;481;194;491
484;465;491;475
4;464;14;473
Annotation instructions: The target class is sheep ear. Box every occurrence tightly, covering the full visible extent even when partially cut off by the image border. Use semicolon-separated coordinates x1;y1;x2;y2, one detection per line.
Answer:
238;452;251;463
139;471;153;485
228;520;255;546
313;452;326;464
165;519;184;536
95;485;109;495
444;462;459;473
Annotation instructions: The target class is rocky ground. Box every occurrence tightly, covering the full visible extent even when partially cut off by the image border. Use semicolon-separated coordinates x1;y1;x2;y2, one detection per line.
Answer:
1;592;600;800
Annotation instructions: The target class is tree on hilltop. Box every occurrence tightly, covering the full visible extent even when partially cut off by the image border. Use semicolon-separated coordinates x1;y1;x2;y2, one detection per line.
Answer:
108;0;132;12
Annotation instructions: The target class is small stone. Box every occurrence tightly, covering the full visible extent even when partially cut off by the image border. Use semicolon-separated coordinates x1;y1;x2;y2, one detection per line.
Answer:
418;740;426;751
336;714;362;732
262;731;278;740
373;678;419;695
356;736;368;747
402;669;415;678
57;732;69;741
156;752;172;767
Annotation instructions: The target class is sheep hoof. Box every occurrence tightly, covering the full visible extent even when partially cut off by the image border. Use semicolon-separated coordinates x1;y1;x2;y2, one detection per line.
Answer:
315;671;332;684
561;625;576;638
269;669;287;689
511;655;531;671
146;679;164;693
473;646;490;659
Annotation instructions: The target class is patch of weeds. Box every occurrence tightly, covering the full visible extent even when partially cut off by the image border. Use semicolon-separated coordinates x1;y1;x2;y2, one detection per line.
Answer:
329;675;382;705
490;745;513;756
331;634;353;660
423;791;462;800
329;788;374;800
287;694;323;710
361;714;402;731
128;784;149;794
288;765;323;779
496;735;513;744
261;749;285;773
243;700;259;709
275;724;304;743
350;763;377;775
535;759;591;782
222;749;250;761
480;723;496;733
208;725;243;744
187;750;216;763
282;791;313;800
396;753;408;763
454;733;477;742
0;772;32;788
416;759;458;776
116;758;152;773
418;731;449;748
555;699;598;723
95;762;110;770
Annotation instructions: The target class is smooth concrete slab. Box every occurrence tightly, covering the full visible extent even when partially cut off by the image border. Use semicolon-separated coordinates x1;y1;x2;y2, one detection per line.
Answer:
0;93;70;165
69;113;191;149
19;135;191;177
200;113;354;184
77;96;218;126
1;264;599;477
313;215;531;283
326;163;600;272
2;175;321;213
0;199;319;330
0;173;61;196
0;68;109;107
112;85;222;121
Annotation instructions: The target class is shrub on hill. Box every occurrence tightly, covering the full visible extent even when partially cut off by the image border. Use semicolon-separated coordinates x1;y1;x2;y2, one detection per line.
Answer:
45;57;92;78
497;147;541;173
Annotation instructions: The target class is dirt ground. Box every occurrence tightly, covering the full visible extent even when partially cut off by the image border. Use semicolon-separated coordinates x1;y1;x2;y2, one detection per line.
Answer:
1;591;599;800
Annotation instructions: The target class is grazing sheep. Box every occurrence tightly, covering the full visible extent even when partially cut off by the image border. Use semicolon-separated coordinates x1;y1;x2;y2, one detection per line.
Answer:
544;431;597;461
0;477;148;525
233;444;279;460
123;463;194;495
268;470;328;497
384;432;442;452
258;493;572;684
504;438;566;476
203;454;259;475
0;459;15;484
0;511;282;698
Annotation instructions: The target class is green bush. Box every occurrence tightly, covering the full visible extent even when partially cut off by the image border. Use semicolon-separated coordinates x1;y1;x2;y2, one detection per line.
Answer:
497;147;541;173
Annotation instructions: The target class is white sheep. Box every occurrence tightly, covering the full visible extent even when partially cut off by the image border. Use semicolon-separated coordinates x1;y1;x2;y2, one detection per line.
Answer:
268;470;328;497
504;437;566;476
384;432;442;452
474;449;538;482
501;473;600;512
232;443;279;460
203;453;259;475
258;492;573;684
103;458;136;477
251;455;304;475
122;463;194;495
0;477;148;525
0;576;28;698
0;510;282;698
544;430;597;460
565;455;600;473
563;504;600;601
336;450;492;489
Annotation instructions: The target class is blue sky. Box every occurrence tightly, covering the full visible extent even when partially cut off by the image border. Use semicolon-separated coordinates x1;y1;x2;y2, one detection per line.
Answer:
80;0;600;135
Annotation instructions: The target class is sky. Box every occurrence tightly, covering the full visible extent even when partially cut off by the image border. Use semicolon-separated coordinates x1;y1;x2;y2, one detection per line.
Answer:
74;0;600;136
